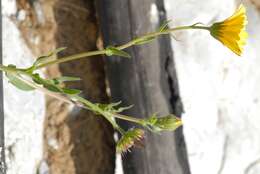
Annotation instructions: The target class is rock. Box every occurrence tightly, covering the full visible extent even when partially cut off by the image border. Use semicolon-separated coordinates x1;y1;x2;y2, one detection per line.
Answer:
2;0;45;173
165;1;260;174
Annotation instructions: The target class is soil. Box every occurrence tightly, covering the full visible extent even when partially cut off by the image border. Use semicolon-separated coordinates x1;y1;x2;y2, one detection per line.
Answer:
15;0;115;173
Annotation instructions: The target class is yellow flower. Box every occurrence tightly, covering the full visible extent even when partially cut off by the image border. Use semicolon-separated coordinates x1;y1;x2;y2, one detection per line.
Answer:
209;4;248;56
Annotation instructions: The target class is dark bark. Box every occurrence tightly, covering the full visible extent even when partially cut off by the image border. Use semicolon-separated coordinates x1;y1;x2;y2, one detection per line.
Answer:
97;0;190;174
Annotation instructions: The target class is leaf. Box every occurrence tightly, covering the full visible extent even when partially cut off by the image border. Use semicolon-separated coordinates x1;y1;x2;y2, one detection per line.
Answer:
7;64;16;69
105;46;131;58
158;20;171;32
146;114;158;125
95;101;133;113
43;83;62;93
133;36;155;45
109;101;122;107
32;74;81;94
6;72;35;91
32;73;62;93
52;76;81;84
116;105;134;113
33;47;67;66
32;73;46;85
62;88;81;95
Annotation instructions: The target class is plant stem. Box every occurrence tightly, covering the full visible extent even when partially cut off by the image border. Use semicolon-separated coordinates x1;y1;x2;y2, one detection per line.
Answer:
34;25;210;70
0;24;210;132
112;113;145;125
35;50;106;69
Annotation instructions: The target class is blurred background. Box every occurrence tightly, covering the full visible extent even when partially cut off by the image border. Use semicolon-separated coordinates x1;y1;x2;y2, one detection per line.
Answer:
1;0;260;174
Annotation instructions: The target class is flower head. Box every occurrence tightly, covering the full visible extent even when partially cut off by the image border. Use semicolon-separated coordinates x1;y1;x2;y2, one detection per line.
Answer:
209;4;248;56
116;128;145;153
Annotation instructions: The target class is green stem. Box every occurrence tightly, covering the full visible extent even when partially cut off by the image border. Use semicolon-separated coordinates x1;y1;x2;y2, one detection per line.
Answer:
35;50;106;69
73;95;146;127
73;95;126;134
0;63;146;127
0;24;210;133
0;65;16;72
112;113;145;125
34;25;210;70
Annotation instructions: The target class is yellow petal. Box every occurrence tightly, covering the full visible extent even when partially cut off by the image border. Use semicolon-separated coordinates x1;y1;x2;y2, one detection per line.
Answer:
209;4;248;56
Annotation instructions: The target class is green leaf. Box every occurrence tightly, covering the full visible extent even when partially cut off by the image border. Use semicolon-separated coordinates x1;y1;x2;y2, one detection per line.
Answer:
32;73;46;85
7;64;16;69
105;46;131;58
95;101;133;114
62;88;81;95
116;105;134;113
32;73;62;93
33;47;67;66
133;36;155;45
146;114;158;125
52;76;81;84
158;20;171;32
43;83;62;92
109;101;122;107
6;72;35;91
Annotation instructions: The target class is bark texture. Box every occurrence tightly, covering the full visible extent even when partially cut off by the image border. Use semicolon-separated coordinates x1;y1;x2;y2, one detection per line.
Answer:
97;0;190;174
16;0;115;173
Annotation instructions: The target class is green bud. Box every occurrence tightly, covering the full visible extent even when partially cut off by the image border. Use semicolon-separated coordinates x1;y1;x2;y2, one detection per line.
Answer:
145;114;182;132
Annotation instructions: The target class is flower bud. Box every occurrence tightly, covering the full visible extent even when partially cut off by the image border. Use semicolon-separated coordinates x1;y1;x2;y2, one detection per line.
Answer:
145;114;182;132
116;128;145;153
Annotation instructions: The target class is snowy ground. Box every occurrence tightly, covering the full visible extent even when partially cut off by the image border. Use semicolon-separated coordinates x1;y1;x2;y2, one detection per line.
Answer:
2;0;45;173
165;0;260;174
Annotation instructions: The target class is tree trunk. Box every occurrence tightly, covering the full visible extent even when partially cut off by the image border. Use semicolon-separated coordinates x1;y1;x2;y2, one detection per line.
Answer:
97;0;190;174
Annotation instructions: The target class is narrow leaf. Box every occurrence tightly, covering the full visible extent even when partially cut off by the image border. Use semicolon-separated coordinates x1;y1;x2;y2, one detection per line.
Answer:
52;76;81;84
109;101;122;107
62;88;81;95
34;47;67;66
43;83;62;93
6;72;34;91
32;73;45;85
117;105;134;113
158;20;171;32
32;73;62;93
105;46;131;58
